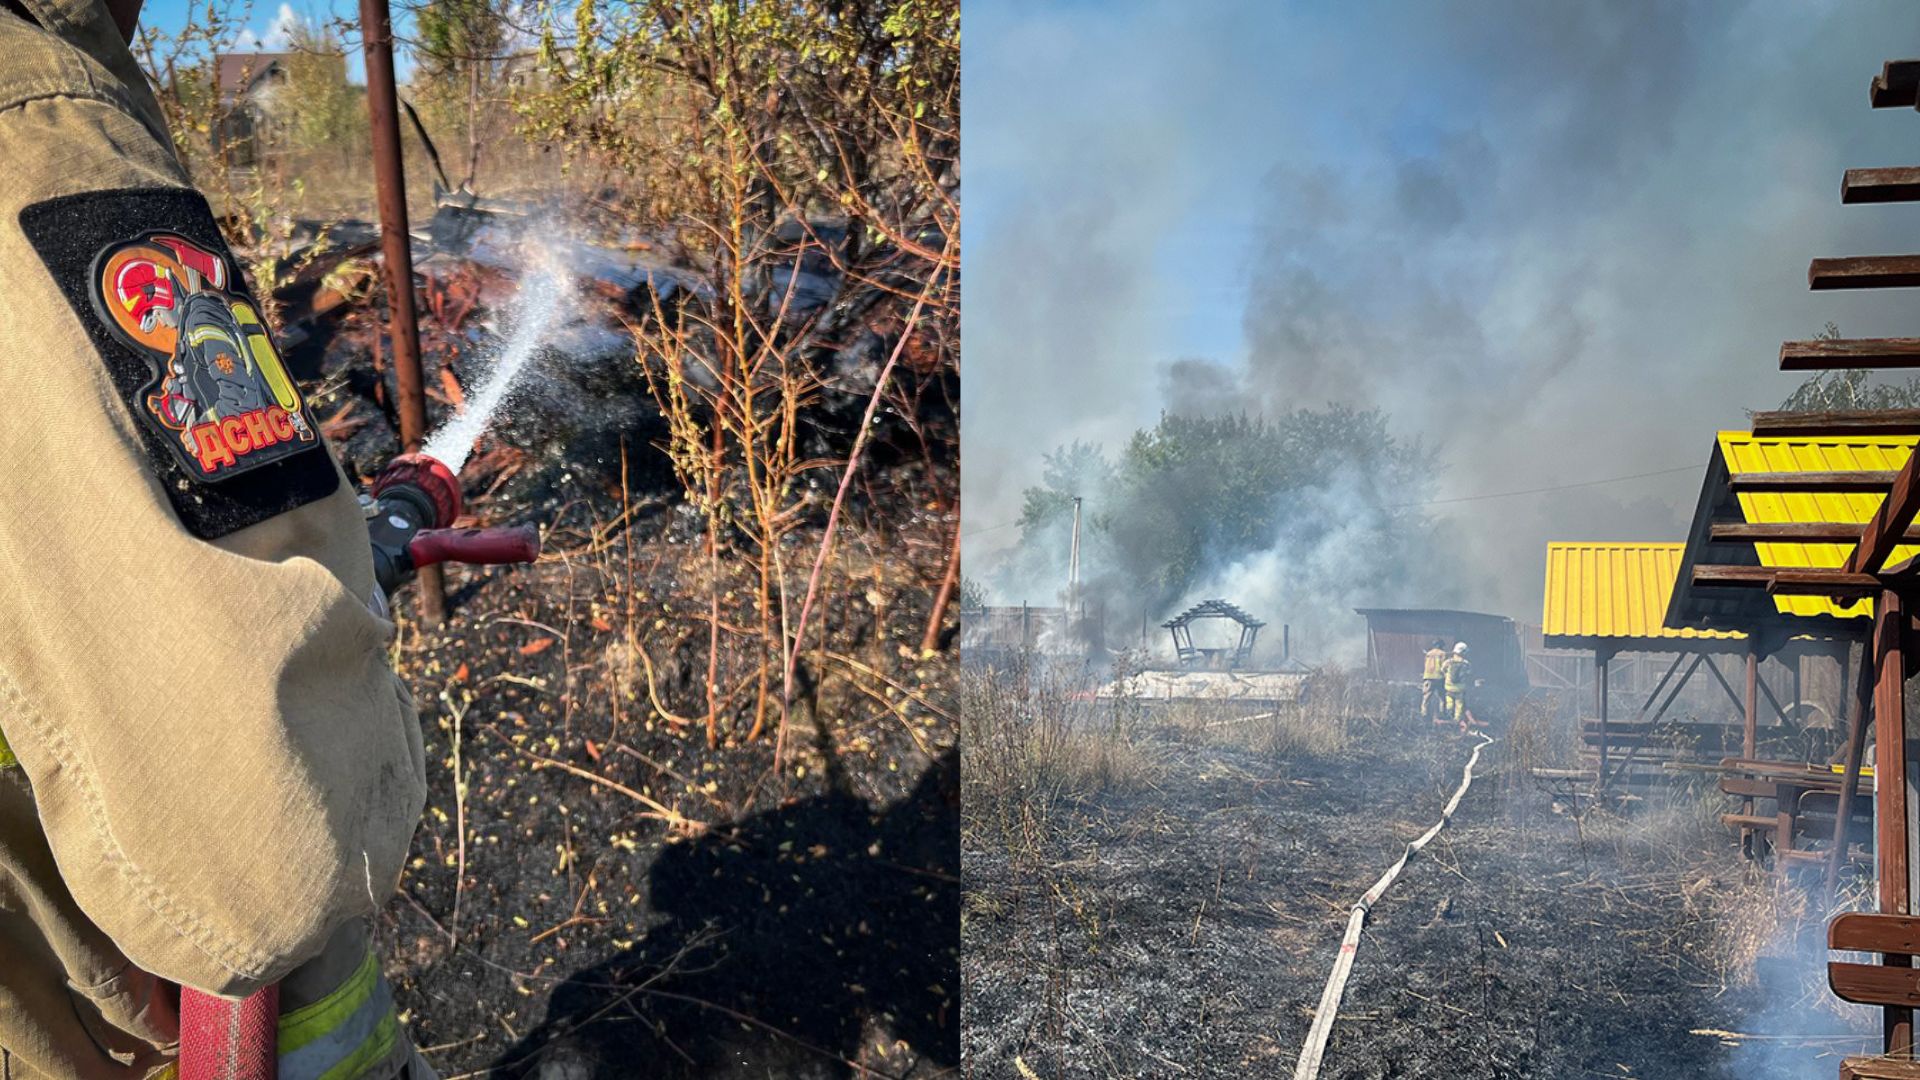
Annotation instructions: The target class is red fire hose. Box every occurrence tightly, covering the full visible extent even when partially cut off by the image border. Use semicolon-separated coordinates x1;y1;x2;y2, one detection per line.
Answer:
178;987;278;1080
176;453;539;1079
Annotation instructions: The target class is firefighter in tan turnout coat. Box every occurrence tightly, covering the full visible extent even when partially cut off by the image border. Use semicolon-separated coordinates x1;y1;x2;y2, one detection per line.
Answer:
0;0;433;1074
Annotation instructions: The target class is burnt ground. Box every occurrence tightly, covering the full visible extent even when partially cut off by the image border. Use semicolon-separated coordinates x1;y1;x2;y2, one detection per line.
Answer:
962;703;1879;1080
375;521;959;1080
258;219;960;1078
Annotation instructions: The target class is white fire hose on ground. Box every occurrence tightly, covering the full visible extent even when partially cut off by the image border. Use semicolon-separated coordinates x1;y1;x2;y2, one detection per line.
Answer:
1292;732;1496;1080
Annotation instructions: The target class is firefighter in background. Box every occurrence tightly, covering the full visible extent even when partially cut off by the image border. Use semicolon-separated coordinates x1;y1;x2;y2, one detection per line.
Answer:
1420;638;1449;725
1442;641;1475;733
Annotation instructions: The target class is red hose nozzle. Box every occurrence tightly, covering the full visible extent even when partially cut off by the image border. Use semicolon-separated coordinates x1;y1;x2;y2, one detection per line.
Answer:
370;452;462;530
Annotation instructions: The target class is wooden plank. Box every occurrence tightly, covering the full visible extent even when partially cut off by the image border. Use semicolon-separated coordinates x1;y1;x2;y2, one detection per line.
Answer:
1846;168;1920;204
1833;914;1920;955
1721;776;1781;798
1692;565;1882;594
1833;961;1920;1007
1753;408;1920;438
1873;59;1920;108
1708;521;1907;543
1813;256;1920;291
1730;470;1897;493
1779;340;1920;372
1842;1055;1920;1080
1722;812;1778;830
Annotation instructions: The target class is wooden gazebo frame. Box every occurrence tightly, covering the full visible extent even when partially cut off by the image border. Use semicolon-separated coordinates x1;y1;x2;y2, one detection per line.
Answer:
1685;57;1920;1070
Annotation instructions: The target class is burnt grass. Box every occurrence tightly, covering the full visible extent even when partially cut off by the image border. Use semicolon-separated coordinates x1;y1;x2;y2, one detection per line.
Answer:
277;247;960;1078
961;702;1869;1080
375;508;958;1080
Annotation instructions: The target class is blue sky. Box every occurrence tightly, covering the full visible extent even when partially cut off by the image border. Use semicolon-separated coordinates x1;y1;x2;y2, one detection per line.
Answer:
140;0;416;82
964;0;1920;620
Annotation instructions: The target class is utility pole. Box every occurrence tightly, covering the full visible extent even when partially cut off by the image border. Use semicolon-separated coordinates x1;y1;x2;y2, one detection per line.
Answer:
359;0;446;623
1067;496;1083;613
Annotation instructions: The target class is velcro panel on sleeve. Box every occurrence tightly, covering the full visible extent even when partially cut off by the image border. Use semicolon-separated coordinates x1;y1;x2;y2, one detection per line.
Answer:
18;187;337;538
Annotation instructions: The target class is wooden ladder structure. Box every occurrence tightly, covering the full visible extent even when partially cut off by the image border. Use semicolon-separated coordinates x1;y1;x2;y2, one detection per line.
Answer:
1691;58;1920;1069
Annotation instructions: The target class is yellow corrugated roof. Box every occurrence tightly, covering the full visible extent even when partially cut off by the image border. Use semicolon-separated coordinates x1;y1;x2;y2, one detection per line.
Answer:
1717;431;1920;620
1543;542;1745;642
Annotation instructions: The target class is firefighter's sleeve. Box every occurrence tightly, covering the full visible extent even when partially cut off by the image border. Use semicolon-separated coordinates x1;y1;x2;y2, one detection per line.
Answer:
0;91;428;995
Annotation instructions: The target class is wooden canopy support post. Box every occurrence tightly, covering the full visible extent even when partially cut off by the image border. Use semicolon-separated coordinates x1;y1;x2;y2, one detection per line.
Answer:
1745;646;1761;853
1596;647;1611;782
1875;589;1913;1057
1830;637;1878;900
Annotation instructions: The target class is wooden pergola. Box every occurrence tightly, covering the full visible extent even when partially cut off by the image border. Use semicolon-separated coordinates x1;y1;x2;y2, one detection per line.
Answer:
1683;57;1920;1071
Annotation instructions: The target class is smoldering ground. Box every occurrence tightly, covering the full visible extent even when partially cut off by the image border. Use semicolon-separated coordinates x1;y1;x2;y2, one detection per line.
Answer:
960;669;1879;1079
965;0;1920;624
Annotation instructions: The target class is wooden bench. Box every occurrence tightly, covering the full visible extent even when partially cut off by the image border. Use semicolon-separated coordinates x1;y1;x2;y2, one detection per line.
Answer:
1832;913;1920;1075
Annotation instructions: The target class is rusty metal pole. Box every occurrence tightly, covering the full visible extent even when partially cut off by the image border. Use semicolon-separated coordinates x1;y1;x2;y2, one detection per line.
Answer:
360;0;446;623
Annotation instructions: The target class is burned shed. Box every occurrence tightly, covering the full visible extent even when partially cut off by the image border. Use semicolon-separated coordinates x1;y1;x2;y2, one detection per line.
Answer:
1354;607;1526;694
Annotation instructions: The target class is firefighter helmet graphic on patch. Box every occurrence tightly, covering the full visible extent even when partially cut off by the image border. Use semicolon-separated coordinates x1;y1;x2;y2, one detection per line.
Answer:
91;232;316;480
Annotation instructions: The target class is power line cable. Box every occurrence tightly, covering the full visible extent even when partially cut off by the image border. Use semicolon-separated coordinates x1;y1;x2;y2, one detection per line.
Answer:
1397;464;1701;508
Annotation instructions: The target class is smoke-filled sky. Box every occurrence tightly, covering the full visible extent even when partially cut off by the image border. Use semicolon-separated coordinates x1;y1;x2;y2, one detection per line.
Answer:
964;0;1920;632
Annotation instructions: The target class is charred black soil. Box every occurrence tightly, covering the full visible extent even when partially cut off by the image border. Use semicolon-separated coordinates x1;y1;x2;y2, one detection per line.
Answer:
269;212;959;1079
961;701;1871;1079
375;529;958;1080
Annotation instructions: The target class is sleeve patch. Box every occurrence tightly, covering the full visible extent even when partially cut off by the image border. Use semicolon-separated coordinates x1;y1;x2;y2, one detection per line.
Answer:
20;188;339;539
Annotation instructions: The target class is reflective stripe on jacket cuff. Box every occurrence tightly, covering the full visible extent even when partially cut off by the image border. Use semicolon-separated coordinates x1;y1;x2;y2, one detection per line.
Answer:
277;949;399;1080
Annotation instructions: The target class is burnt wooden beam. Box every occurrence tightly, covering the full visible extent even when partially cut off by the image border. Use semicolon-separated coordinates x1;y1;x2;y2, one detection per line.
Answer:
1872;59;1920;109
1729;471;1897;494
1845;167;1920;204
1779;339;1920;371
1810;256;1920;291
1752;407;1920;436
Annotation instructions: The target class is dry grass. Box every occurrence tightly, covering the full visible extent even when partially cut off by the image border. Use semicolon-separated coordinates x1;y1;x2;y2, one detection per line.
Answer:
960;656;1159;863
